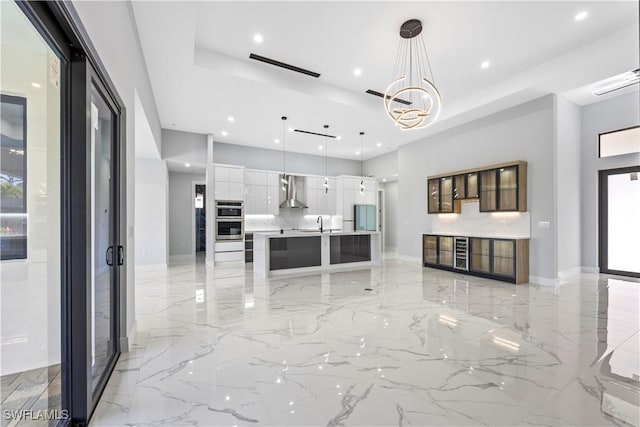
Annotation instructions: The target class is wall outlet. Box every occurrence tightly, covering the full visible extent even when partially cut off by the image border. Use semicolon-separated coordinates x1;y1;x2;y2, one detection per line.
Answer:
538;221;550;229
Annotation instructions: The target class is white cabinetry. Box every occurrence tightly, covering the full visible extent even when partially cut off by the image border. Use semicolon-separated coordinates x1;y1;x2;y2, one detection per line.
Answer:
305;176;336;216
215;165;245;201
244;169;280;215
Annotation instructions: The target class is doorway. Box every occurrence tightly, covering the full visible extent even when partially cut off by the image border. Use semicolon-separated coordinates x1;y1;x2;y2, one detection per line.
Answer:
195;184;206;253
599;166;640;277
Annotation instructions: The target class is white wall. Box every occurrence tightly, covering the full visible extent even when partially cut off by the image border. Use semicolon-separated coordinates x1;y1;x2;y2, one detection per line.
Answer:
364;150;398;179
580;92;640;270
212;141;362;176
162;129;362;176
71;0;163;342
162;129;207;164
383;181;399;251
555;96;582;275
397;95;557;281
169;172;206;257
134;158;168;267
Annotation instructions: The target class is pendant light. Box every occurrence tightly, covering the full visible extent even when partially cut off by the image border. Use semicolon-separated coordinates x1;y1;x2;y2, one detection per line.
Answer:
323;124;329;194
384;19;441;130
359;131;365;195
281;116;288;191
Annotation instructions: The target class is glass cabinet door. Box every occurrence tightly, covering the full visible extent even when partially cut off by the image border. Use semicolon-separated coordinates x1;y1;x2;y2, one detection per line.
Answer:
453;175;466;199
492;240;515;277
466;172;479;198
423;235;438;264
479;170;497;211
440;177;453;213
498;166;518;211
470;238;490;273
438;236;453;266
427;179;440;213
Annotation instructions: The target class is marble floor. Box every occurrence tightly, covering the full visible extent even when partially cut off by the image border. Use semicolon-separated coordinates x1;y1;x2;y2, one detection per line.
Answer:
90;256;640;427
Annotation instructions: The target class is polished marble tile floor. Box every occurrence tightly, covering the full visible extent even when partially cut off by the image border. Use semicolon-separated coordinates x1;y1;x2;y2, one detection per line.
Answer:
90;256;639;427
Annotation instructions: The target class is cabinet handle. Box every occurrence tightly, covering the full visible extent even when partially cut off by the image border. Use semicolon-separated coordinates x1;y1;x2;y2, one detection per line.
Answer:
117;245;125;266
105;246;114;266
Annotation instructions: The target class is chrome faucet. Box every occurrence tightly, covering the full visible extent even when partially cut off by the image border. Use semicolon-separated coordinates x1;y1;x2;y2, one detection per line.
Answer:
317;216;323;233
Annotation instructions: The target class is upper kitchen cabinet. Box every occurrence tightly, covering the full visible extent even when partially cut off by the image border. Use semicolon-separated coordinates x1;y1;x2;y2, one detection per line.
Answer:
479;169;497;211
427;177;458;213
427;161;527;214
453;175;466;200
215;165;245;201
244;169;280;215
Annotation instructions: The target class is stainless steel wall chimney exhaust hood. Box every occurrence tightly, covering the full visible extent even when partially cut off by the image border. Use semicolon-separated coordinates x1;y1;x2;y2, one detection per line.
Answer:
279;174;308;208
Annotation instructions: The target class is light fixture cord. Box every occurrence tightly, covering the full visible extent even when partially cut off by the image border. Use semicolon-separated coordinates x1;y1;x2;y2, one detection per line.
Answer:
282;116;286;176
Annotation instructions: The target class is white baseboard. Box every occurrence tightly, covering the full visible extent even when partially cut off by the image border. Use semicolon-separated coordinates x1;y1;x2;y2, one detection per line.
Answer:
582;266;599;274
558;267;583;279
169;254;194;262
135;263;167;272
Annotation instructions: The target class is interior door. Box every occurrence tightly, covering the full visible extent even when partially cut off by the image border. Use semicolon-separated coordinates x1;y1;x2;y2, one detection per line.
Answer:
599;167;640;277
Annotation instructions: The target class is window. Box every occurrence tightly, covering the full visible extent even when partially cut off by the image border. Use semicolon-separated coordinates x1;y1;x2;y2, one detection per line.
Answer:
599;126;640;158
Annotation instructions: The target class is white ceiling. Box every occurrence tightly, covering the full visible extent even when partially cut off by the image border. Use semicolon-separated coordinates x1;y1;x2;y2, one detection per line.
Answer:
131;1;639;161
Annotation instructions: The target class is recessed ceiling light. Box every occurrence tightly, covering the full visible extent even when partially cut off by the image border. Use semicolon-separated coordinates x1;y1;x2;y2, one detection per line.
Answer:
318;145;323;150
228;116;235;122
221;131;228;136
355;151;360;155
185;163;191;167
288;127;294;132
274;138;280;143
336;136;342;140
575;10;588;21
253;34;263;44
376;142;382;147
382;178;387;182
353;68;362;77
481;60;491;69
31;82;41;88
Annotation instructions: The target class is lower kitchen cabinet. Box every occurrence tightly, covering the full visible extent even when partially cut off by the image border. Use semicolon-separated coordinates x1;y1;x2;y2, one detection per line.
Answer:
423;234;529;284
422;235;438;264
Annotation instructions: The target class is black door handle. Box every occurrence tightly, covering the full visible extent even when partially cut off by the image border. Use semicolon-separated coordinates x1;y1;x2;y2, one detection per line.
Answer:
117;245;125;266
106;246;114;266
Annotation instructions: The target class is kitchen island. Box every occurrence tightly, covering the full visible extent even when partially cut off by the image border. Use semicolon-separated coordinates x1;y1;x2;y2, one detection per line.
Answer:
253;231;381;277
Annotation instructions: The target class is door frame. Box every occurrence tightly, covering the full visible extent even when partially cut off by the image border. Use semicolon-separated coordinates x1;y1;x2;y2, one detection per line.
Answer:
377;188;385;251
598;165;640;278
192;180;206;255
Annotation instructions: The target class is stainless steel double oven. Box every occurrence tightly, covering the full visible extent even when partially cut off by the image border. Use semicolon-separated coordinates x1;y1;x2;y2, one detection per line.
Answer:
215;200;244;241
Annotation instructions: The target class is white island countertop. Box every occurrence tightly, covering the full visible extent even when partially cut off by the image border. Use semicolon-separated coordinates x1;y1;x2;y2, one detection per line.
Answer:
253;230;381;277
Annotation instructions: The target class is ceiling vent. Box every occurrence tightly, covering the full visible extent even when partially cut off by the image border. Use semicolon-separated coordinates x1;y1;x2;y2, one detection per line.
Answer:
249;53;321;78
293;129;337;138
365;89;412;106
593;69;639;96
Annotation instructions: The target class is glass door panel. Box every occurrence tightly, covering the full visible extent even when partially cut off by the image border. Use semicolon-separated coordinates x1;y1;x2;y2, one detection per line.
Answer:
470;238;490;273
498;166;518;211
466;172;479;198
90;83;115;393
423;235;438;264
453;175;466;199
440;177;453;212
606;169;640;275
427;178;439;213
479;170;497;211
0;0;63;420
438;236;453;266
492;240;515;277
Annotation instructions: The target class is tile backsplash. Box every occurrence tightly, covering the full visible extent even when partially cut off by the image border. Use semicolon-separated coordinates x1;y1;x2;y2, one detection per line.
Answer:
430;200;530;238
245;209;342;232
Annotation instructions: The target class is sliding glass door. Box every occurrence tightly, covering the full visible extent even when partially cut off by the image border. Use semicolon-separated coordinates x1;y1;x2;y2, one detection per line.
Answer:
2;1;127;425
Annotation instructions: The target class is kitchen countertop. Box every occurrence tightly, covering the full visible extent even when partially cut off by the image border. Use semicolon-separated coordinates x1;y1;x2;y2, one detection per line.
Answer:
424;232;530;239
254;230;379;238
